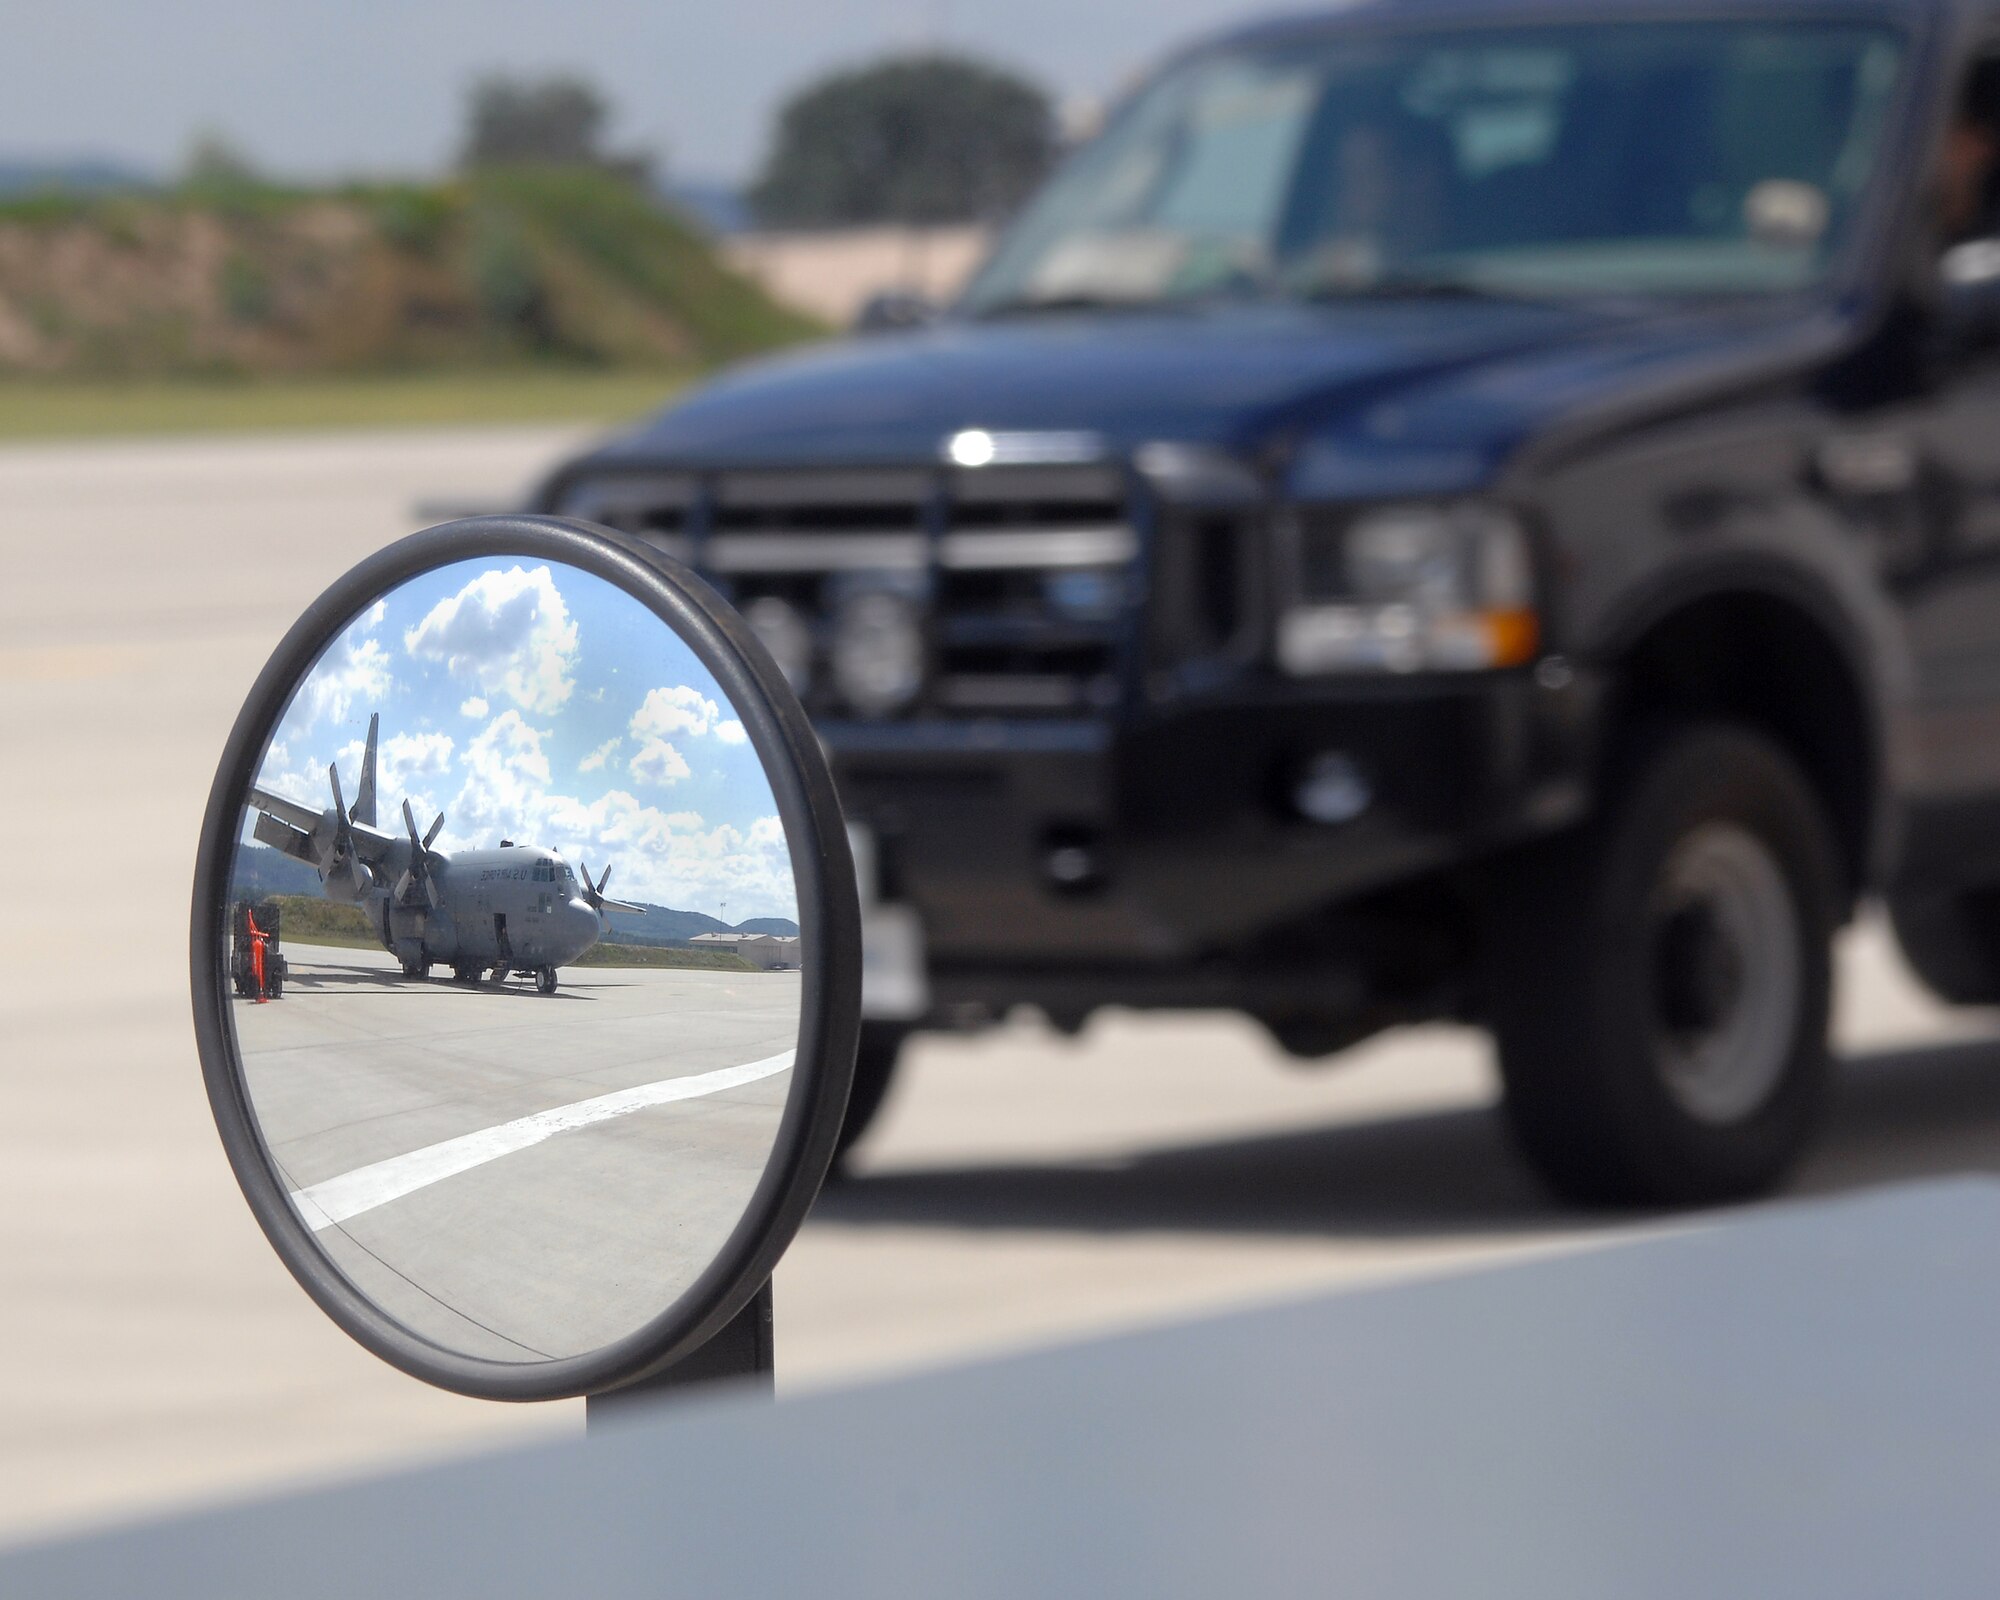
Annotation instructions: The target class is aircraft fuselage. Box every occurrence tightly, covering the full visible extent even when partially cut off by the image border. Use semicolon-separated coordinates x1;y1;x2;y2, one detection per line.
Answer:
355;845;603;975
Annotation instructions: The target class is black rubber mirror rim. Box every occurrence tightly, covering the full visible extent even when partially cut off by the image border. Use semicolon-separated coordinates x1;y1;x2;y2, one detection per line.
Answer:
189;514;860;1401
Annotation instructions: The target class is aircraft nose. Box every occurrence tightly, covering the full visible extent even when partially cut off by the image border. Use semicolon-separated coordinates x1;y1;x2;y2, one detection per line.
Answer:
562;900;601;959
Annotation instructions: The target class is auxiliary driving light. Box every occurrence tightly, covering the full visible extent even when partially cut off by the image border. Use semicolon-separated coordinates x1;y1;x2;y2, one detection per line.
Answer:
745;596;814;693
832;590;924;716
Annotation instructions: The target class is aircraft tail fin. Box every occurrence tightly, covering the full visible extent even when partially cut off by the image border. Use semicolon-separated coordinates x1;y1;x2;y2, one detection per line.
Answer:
351;712;379;826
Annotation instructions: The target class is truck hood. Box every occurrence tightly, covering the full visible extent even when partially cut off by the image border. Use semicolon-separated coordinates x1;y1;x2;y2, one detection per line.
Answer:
581;298;1837;494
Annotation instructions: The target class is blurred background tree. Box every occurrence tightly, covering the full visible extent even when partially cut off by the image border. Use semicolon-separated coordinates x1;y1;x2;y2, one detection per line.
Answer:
751;54;1056;227
181;129;262;189
460;74;654;184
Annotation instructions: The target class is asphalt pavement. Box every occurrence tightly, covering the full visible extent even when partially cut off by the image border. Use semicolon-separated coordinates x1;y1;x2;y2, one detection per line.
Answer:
4;425;2000;1544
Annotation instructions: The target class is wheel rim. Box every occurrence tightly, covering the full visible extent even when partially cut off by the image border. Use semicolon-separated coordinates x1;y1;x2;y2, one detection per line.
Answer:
1647;821;1801;1124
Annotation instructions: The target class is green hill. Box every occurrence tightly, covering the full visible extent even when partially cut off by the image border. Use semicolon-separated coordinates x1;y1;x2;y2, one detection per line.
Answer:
0;166;821;379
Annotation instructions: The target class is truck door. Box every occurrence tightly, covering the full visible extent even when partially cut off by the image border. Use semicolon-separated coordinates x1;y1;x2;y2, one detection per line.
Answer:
1898;47;2000;870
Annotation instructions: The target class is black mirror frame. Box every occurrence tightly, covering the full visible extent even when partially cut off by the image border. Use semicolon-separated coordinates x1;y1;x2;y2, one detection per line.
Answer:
189;514;860;1402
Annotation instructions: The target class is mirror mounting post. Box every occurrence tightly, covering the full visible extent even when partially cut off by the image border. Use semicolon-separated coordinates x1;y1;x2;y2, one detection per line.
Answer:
586;1280;774;1427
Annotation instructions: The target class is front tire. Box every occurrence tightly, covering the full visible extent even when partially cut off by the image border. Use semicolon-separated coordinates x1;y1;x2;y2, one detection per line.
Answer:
833;1024;908;1164
1488;723;1839;1206
536;967;559;996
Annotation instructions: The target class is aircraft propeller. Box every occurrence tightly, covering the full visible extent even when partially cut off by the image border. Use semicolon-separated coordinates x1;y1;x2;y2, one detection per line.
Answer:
324;763;371;895
393;798;447;910
579;861;622;923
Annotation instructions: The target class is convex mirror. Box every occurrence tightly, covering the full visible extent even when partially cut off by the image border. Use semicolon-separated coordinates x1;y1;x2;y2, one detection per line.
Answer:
191;515;859;1400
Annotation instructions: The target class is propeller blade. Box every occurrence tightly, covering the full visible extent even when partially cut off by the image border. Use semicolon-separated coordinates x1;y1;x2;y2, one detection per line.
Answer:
595;864;613;896
347;853;368;894
578;860;606;918
328;763;346;821
393;798;446;912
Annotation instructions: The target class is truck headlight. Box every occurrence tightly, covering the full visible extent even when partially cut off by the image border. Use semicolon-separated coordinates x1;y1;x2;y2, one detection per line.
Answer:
1276;503;1538;674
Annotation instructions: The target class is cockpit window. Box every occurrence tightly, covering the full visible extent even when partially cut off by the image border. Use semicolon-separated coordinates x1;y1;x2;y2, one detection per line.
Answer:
963;19;1907;311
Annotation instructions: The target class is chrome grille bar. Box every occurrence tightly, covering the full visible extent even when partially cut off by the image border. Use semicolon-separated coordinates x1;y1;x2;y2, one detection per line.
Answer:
706;533;927;573
939;527;1137;571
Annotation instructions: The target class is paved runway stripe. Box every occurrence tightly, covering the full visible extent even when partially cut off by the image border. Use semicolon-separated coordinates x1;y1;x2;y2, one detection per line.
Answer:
288;1050;796;1231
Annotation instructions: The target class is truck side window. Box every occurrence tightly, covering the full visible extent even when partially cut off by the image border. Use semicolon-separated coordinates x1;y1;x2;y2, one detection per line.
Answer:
1942;57;2000;248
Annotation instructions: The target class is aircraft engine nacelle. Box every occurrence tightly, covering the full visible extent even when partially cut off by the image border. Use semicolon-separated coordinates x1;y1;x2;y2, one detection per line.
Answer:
322;858;374;903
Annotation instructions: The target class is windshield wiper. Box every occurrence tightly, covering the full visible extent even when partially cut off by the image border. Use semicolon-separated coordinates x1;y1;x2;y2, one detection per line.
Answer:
1292;272;1551;306
972;292;1163;318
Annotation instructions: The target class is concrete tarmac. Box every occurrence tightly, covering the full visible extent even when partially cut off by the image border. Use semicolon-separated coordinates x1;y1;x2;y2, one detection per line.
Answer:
237;944;798;1360
6;425;2000;1544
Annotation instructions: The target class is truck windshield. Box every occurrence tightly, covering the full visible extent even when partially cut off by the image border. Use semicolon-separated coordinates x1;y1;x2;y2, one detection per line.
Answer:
963;20;1907;312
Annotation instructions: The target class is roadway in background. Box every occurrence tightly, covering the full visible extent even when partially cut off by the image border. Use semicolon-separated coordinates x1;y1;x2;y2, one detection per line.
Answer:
5;425;2000;1544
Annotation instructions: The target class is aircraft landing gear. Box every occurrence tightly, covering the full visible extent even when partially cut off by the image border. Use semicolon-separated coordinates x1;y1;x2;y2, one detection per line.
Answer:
402;959;431;980
453;964;480;985
535;967;559;996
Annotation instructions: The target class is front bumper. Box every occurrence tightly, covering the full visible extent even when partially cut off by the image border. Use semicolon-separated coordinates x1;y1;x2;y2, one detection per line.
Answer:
829;667;1598;1013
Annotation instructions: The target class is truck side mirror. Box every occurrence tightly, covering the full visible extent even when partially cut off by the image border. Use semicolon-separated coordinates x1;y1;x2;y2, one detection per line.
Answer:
189;515;859;1407
852;290;939;334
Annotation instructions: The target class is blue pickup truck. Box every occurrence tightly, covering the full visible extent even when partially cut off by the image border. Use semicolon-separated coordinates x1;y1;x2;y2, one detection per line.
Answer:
539;0;2000;1205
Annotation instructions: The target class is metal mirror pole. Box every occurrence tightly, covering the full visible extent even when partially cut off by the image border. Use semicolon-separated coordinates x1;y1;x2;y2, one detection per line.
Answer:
586;1281;775;1428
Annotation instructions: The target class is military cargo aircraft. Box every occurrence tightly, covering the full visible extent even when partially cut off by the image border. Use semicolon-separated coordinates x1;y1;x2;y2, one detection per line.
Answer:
245;714;638;995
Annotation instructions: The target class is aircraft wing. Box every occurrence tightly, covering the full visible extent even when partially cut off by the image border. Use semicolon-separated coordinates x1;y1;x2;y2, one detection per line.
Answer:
248;787;398;862
346;819;399;861
248;785;325;836
599;897;645;915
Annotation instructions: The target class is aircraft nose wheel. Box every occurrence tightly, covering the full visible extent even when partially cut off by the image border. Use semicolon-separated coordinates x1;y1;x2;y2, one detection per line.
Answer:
536;967;559;996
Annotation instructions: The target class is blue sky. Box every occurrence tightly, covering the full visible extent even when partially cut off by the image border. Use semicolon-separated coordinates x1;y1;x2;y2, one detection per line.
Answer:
250;557;797;923
0;1;1263;185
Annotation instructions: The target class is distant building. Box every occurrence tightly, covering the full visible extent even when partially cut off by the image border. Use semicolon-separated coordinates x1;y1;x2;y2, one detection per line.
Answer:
689;931;802;970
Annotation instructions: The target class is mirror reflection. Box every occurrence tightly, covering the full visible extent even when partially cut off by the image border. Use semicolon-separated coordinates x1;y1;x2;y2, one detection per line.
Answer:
225;557;801;1363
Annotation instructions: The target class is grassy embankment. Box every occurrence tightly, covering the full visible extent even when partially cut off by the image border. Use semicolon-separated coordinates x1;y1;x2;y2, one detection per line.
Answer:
0;166;822;438
263;894;756;972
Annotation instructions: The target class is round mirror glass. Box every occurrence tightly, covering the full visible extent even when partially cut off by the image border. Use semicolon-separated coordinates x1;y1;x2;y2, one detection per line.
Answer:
199;523;852;1386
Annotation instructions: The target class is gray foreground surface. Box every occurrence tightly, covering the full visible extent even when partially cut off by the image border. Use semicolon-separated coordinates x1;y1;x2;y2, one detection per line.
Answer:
7;1179;1998;1599
8;428;2000;1540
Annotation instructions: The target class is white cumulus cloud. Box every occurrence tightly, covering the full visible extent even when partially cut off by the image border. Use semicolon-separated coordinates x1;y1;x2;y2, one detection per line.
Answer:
632;685;723;739
627;684;724;788
459;696;489;719
404;565;578;716
580;737;621;773
629;738;691;787
715;719;748;746
295;612;392;732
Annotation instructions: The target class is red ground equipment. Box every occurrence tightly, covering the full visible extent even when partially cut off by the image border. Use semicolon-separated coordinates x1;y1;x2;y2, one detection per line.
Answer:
230;899;289;1001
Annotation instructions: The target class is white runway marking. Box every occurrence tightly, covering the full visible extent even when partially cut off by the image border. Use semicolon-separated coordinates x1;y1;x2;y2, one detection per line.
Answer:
288;1050;795;1231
